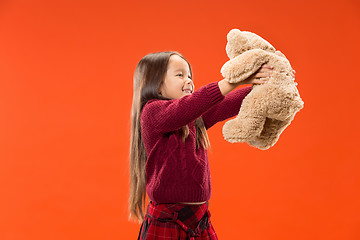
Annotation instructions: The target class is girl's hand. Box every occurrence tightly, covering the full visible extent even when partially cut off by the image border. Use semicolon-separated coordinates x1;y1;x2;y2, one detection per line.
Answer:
240;64;296;85
241;64;273;85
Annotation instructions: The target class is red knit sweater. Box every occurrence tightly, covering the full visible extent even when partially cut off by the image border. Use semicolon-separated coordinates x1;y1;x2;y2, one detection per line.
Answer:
140;81;253;203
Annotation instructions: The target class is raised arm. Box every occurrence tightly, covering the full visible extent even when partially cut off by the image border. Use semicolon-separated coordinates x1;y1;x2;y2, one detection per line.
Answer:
203;64;273;129
202;84;253;129
218;78;242;95
141;81;225;134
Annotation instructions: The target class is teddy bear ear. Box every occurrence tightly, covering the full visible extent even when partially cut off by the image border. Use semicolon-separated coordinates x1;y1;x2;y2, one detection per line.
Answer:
225;29;248;59
227;29;241;41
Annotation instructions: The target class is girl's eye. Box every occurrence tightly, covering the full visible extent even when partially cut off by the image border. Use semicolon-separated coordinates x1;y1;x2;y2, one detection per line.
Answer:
177;73;191;79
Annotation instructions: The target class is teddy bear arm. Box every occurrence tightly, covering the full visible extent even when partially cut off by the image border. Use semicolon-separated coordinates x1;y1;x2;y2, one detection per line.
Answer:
221;49;271;83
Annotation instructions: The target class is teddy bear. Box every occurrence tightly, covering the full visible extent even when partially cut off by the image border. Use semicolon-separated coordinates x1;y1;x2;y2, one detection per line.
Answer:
220;29;304;150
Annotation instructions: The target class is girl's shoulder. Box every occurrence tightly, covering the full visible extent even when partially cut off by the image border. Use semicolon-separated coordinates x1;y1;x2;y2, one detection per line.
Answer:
142;99;159;112
141;99;165;118
143;98;174;110
146;99;158;105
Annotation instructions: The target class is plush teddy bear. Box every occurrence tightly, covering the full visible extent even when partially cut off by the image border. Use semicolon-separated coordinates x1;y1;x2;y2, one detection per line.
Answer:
221;29;304;150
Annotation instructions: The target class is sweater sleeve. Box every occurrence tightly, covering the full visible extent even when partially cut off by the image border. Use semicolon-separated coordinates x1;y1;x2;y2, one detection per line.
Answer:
141;82;225;134
201;85;253;130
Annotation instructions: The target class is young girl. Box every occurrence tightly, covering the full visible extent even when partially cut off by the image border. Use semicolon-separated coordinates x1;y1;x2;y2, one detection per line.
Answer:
129;51;274;239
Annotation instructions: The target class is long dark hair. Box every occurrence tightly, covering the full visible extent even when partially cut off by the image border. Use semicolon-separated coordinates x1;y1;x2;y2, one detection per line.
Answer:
129;51;211;222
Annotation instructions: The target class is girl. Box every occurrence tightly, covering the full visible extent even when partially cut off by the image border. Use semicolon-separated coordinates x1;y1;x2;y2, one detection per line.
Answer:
129;51;276;239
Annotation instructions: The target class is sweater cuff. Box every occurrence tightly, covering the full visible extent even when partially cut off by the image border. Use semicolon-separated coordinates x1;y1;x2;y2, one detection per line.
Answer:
245;85;253;93
206;82;225;104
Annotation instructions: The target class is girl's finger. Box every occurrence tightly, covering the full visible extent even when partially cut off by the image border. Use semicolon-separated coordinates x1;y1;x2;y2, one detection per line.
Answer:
260;79;268;84
259;65;271;70
262;64;274;69
254;78;268;85
258;69;273;74
258;66;273;72
255;72;271;78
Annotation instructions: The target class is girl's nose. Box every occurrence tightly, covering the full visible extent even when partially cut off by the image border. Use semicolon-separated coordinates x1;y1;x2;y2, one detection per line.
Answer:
185;80;193;87
185;79;194;90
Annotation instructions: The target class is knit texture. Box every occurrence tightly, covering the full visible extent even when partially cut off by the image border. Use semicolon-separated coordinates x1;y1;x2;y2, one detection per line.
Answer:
140;81;253;203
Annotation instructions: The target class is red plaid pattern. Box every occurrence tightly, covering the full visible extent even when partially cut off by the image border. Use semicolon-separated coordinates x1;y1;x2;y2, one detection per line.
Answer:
137;201;218;240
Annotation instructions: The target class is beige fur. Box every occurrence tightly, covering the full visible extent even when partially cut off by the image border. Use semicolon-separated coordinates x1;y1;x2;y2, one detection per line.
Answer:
221;29;304;150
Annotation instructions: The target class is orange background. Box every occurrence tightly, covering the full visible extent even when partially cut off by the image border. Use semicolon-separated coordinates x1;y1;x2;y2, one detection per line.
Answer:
1;0;359;239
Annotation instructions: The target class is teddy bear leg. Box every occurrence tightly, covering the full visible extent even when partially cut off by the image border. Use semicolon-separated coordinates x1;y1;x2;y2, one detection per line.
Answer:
248;118;291;150
222;115;267;143
267;93;304;122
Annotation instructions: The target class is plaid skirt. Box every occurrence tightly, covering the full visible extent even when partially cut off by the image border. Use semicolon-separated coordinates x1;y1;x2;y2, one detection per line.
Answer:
137;201;218;240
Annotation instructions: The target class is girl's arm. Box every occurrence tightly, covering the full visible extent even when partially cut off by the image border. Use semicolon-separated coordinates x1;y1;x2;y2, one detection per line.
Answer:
217;78;242;96
202;64;273;129
201;84;253;129
141;82;225;134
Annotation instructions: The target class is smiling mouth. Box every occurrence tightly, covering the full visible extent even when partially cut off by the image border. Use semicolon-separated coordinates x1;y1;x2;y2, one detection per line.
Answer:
183;90;192;94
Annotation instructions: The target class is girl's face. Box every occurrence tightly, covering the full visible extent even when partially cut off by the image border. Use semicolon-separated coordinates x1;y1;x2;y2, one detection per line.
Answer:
159;55;194;99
